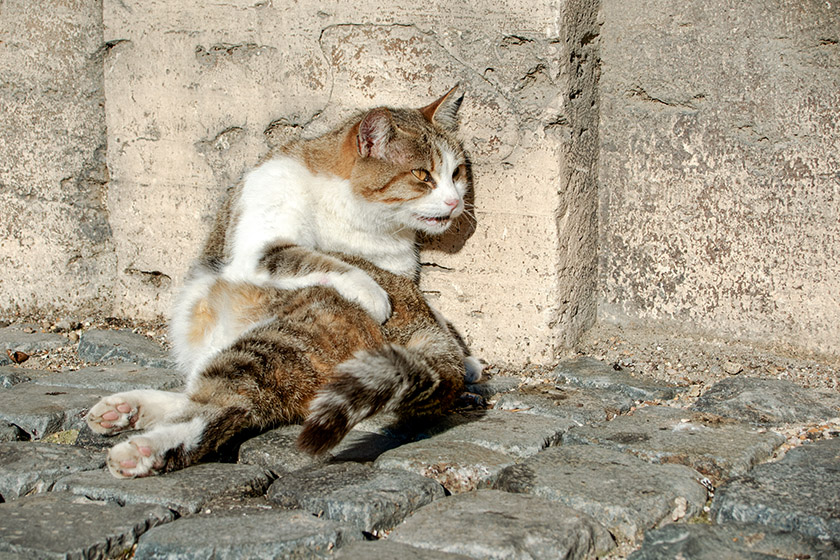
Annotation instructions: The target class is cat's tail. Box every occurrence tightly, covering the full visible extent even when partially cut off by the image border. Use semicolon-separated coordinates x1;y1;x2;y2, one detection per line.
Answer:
297;332;462;455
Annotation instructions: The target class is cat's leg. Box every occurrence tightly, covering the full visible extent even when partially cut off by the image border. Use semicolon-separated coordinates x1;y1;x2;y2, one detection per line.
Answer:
425;297;483;383
86;390;190;435
256;241;392;323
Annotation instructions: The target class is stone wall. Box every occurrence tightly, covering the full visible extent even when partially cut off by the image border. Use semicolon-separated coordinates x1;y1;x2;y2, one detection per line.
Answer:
100;0;601;365
0;0;114;316
598;0;840;358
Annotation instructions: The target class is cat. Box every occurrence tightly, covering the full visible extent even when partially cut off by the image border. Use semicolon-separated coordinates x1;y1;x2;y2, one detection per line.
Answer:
85;89;480;477
86;253;467;477
169;85;482;385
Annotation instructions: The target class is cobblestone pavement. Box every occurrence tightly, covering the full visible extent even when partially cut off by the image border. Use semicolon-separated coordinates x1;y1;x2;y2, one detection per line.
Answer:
1;325;839;559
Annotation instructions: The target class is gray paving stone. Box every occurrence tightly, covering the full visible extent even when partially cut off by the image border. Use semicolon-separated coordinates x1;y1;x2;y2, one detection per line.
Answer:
0;326;71;354
333;540;474;560
711;438;840;543
428;409;575;458
692;377;840;426
54;462;273;515
553;356;683;401
0;491;173;559
267;462;444;533
495;383;634;422
0;382;106;439
465;374;521;398
78;328;174;368
0;366;40;388
390;489;615;560
134;510;362;559
564;405;785;483
31;363;184;392
0;422;23;442
494;444;708;541
0;352;9;366
629;522;840;560
0;441;104;500
239;424;401;474
374;439;516;493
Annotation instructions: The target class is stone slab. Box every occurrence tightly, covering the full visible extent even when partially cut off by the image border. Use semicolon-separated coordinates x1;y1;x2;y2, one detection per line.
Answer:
390;489;615;560
267;462;444;533
495;383;634;422
0;326;70;354
0;366;41;389
77;328;174;368
564;405;785;483
494;444;708;541
0;423;23;443
374;439;516;493
0;382;106;439
31;363;184;392
553;357;683;401
0;441;104;500
239;424;401;473
333;540;474;560
428;409;575;458
0;491;173;559
712;438;840;543
134;510;362;559
54;462;272;515
692;377;840;426
629;522;840;560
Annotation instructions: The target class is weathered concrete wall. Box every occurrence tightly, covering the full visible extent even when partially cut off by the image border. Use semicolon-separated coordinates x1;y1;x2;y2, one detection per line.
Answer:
0;0;115;317
598;0;840;358
102;0;601;365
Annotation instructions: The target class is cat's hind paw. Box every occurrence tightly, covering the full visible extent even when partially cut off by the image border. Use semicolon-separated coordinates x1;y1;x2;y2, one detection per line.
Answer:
107;436;162;478
86;395;140;435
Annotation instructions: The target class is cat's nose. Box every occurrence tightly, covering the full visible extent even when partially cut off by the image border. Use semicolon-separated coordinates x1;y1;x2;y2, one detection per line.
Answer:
444;198;460;209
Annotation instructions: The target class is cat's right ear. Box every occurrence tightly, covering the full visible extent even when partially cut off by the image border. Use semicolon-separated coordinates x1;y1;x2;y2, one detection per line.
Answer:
357;108;394;159
421;85;463;132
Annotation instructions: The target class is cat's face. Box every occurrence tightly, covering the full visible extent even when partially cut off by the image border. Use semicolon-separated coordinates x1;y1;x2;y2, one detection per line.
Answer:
349;88;470;235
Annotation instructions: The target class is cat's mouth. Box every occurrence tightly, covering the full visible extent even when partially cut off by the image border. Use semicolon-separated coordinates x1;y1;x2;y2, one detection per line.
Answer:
414;214;452;228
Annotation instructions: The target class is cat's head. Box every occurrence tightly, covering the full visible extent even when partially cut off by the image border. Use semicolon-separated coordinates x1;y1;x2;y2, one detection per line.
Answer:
348;86;470;235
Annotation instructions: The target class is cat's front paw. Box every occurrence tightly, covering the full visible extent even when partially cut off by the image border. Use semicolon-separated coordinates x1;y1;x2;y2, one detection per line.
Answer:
463;355;484;383
107;436;163;478
332;269;392;323
86;395;140;435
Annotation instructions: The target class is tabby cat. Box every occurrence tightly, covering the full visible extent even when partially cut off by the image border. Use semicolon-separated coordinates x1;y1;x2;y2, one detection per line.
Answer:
86;88;478;477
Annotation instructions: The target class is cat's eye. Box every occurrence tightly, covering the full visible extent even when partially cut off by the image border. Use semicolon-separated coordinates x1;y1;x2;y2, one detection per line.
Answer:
452;165;464;180
411;169;433;183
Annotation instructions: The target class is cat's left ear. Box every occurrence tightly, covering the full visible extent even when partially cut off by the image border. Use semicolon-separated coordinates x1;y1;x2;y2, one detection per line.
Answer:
421;85;463;133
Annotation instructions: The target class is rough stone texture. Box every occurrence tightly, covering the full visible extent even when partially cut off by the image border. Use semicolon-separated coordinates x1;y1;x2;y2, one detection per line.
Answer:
0;492;173;560
554;357;684;401
239;424;401;473
134;510;362;559
54;462;272;515
465;375;522;399
374;440;516;494
0;326;71;355
494;445;708;542
712;438;840;543
0;382;106;439
494;382;634;421
598;0;840;358
0;423;24;443
0;0;115;319
333;540;474;560
692;377;840;426
267;462;444;533
0;442;104;501
98;0;601;366
391;489;615;559
77;329;174;368
428;409;575;458
31;363;184;392
564;405;785;483
629;522;840;560
0;366;37;389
